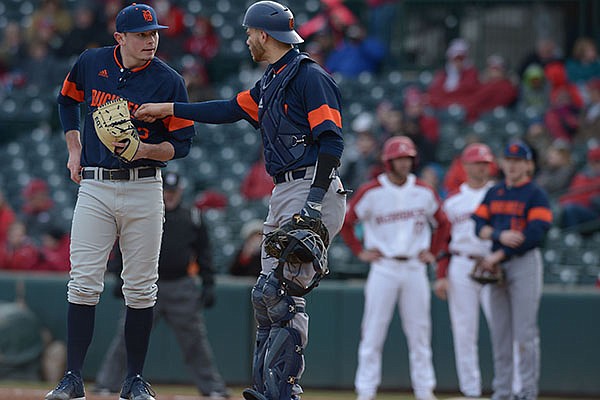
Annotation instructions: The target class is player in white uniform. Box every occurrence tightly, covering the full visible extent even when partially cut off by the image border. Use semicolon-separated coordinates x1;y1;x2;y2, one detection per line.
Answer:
340;136;450;400
433;143;495;398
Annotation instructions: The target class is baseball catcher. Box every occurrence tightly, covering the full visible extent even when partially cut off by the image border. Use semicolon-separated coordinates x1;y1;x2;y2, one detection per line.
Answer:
131;2;348;400
469;258;504;285
92;98;140;162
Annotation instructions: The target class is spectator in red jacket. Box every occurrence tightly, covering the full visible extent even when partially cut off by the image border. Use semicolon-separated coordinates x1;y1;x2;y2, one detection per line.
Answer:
426;38;481;111
462;54;518;121
240;151;275;201
403;85;439;145
297;0;358;47
0;220;42;271
152;0;186;61
229;219;264;277
184;15;220;61
40;227;70;272
20;178;65;245
0;190;16;248
559;147;600;230
544;61;584;142
577;78;600;143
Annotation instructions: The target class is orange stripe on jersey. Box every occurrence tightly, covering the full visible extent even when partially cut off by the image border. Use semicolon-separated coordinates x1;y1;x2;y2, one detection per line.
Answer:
474;204;490;220
60;74;84;102
163;115;194;132
236;90;258;122
112;45;151;72
308;104;342;130
528;207;553;223
275;64;287;74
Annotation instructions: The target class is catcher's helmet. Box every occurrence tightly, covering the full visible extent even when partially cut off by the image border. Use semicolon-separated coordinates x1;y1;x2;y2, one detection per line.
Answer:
279;229;327;273
275;229;328;296
242;1;304;44
461;143;494;163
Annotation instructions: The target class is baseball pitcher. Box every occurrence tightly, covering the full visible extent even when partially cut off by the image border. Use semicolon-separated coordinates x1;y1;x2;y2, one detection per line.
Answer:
46;4;195;400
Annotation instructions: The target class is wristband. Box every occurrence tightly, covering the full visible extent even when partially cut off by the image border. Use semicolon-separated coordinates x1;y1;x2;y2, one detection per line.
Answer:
491;229;502;242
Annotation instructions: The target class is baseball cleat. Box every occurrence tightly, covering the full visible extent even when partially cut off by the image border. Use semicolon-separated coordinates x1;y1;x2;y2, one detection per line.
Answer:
204;390;232;399
242;388;268;400
45;370;85;400
119;375;156;400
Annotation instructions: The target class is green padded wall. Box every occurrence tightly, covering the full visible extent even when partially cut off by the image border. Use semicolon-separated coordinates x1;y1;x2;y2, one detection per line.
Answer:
0;273;598;396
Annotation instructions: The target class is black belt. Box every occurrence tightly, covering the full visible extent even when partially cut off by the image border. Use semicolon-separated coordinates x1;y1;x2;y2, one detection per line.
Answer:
273;168;309;184
81;167;157;181
450;251;483;261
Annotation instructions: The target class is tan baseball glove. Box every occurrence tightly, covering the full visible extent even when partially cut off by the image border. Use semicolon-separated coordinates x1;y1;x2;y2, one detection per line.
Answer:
92;98;140;162
469;259;504;285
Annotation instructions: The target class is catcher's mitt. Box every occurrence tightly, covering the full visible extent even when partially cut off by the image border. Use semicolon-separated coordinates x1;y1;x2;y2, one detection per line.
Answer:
264;214;330;262
469;259;504;285
92;98;140;162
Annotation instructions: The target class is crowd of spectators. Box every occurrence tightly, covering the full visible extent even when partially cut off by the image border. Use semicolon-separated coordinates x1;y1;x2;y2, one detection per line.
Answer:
1;0;600;275
0;0;220;101
0;180;69;272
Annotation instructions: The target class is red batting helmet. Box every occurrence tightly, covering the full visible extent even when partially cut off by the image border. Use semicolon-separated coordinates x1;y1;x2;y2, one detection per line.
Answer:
382;136;417;171
382;136;417;161
461;143;494;163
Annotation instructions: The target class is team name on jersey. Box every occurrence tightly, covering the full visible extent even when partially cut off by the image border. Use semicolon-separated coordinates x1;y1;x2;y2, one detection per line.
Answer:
91;89;140;114
489;200;525;216
375;209;426;224
450;211;474;225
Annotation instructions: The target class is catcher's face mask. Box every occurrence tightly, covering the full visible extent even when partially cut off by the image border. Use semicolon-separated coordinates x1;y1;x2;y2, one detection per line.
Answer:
273;229;328;296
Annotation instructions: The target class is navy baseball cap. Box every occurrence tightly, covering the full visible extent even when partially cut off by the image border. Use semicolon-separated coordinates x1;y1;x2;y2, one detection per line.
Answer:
116;3;168;33
504;141;532;160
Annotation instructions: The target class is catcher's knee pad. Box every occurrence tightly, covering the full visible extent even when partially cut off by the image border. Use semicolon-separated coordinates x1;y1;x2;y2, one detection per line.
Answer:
251;326;269;393
252;275;270;327
264;327;303;400
262;272;303;325
250;275;272;392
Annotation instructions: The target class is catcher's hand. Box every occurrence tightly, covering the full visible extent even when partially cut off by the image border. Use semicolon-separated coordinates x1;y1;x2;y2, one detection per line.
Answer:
92;98;140;162
264;213;330;261
469;259;504;285
200;283;216;309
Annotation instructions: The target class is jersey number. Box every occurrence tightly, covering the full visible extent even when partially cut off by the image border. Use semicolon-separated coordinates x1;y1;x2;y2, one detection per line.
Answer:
137;127;149;140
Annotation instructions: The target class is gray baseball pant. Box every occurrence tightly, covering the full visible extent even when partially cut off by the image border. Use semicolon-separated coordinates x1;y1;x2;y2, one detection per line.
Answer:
487;249;543;400
68;174;163;308
95;276;227;395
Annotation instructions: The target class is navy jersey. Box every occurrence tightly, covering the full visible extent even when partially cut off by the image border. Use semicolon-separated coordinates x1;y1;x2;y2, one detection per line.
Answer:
57;45;195;169
472;179;553;257
174;48;343;176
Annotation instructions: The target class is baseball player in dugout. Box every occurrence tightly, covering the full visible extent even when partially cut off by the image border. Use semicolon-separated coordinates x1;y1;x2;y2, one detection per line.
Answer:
134;2;347;400
339;136;450;400
433;143;496;398
48;3;195;400
472;140;552;400
93;171;230;399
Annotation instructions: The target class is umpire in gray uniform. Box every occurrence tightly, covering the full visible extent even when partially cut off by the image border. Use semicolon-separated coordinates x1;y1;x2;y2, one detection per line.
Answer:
94;172;230;398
